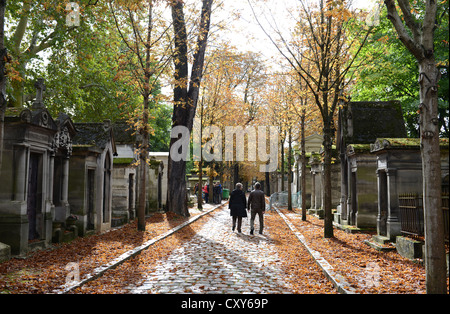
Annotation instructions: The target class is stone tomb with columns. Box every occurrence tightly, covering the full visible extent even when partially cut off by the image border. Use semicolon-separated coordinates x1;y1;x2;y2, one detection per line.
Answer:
308;153;323;217
148;152;169;211
292;134;323;210
370;138;449;243
50;113;77;244
0;79;76;256
307;149;341;219
68;121;117;236
335;101;407;230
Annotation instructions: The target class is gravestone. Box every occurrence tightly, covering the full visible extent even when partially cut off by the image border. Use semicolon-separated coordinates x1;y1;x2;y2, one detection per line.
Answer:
396;236;423;260
0;242;10;262
292;134;322;209
53;113;76;223
147;158;164;212
308;153;323;218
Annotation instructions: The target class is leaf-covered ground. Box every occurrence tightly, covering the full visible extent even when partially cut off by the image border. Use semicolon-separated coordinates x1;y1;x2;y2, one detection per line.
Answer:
278;208;449;294
1;204;447;294
0;209;206;294
69;208;337;294
263;210;336;294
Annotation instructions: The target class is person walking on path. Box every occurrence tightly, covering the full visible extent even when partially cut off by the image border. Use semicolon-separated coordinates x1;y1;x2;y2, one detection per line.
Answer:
247;182;266;235
229;183;247;233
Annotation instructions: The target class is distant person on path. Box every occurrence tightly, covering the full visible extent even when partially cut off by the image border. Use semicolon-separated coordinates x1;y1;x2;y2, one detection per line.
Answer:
217;181;223;204
229;183;247;233
247;182;266;235
194;183;199;196
213;182;220;204
203;184;209;203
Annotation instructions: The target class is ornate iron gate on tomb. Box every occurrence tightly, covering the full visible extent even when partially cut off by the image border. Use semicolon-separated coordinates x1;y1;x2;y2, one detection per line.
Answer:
398;188;449;243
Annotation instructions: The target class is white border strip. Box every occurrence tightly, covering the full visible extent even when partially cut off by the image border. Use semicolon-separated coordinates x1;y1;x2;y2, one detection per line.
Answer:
274;207;357;294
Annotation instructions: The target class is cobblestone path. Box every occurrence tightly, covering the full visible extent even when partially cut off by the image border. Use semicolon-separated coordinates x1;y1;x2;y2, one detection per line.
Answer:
128;207;292;294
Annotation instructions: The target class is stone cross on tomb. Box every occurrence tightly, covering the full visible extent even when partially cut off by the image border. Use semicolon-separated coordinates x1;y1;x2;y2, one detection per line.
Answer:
32;78;46;109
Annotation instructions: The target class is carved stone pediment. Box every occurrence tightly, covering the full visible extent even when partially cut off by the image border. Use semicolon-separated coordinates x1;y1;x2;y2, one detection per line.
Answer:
38;110;49;127
19;109;32;123
53;114;77;156
25;108;57;130
346;145;355;156
370;139;391;153
53;127;73;156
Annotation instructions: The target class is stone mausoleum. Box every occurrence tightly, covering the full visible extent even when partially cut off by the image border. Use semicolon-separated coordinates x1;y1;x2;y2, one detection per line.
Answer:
336;101;407;229
0;79;76;256
370;137;449;243
68;121;117;236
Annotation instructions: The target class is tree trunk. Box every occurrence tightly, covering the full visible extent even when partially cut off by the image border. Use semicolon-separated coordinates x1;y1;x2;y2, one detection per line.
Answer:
198;102;203;210
11;78;24;107
137;139;147;231
167;155;188;214
198;159;203;210
233;162;239;188
137;97;150;231
418;58;446;294
384;0;446;294
265;171;270;197
323;118;334;238
287;127;292;211
0;0;6;176
167;0;213;217
301;109;307;221
280;136;285;192
137;0;153;231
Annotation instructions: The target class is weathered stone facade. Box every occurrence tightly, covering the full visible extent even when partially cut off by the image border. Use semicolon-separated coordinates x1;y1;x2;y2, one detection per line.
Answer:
370;138;449;241
112;122;138;225
68;121;117;236
0;79;76;255
292;134;323;210
148;152;169;211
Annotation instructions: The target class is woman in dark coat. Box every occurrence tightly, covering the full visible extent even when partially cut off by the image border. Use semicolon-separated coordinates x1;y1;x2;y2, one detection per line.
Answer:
229;183;247;233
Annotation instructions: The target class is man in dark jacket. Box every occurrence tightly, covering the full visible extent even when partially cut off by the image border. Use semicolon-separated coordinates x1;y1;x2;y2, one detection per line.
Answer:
247;182;266;235
229;183;247;233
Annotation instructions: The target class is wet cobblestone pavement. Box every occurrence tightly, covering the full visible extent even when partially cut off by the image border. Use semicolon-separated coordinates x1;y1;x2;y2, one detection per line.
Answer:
128;207;292;294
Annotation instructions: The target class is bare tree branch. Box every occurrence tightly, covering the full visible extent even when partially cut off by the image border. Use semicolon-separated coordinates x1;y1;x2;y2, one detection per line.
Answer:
397;0;421;42
384;0;424;60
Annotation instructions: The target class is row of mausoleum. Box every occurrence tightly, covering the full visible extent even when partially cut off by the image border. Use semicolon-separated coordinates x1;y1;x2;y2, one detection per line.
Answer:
0;79;168;259
293;101;448;258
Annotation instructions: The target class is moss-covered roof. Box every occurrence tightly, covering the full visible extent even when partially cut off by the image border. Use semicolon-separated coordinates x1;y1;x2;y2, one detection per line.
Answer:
5;107;25;117
73;144;95;148
371;138;449;152
73;122;112;148
348;143;371;152
4;106;58;131
113;158;135;165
